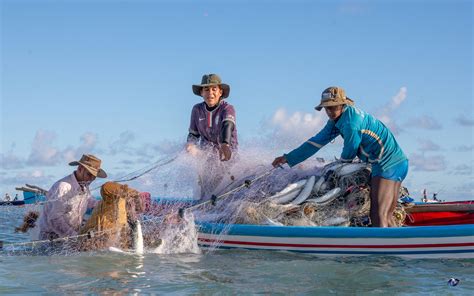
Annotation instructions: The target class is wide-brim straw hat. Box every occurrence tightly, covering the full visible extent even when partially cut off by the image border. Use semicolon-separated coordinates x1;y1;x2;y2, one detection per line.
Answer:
69;154;107;178
192;74;230;98
315;86;354;111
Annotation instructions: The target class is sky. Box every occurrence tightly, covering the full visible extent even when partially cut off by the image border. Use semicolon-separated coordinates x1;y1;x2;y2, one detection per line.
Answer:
1;0;473;201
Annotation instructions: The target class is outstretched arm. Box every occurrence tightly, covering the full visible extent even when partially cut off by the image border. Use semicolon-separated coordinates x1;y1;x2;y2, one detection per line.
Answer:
282;121;339;167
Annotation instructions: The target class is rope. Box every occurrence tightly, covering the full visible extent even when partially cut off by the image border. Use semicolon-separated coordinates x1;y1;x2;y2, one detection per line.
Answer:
92;154;178;190
178;166;279;217
0;227;120;250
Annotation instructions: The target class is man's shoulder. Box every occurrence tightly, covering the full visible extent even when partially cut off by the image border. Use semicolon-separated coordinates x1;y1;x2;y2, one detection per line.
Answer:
192;102;205;110
49;174;74;192
220;101;235;112
341;106;365;126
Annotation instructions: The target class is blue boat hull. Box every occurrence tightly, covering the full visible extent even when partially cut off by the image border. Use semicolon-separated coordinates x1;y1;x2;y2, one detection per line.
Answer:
197;222;474;258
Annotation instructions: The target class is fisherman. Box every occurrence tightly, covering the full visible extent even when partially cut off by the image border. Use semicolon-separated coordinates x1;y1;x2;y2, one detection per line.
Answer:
186;73;238;200
4;193;11;202
272;86;408;227
38;154;107;240
13;194;18;201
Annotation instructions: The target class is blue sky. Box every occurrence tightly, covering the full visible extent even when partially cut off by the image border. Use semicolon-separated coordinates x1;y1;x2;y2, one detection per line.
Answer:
1;0;472;201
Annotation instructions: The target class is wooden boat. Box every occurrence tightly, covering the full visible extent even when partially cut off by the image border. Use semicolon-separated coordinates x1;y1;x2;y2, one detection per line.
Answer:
404;201;474;226
152;198;474;258
196;222;474;258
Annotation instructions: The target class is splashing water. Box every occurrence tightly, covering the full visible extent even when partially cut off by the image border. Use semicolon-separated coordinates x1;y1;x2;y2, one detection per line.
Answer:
151;211;200;255
1;140;376;256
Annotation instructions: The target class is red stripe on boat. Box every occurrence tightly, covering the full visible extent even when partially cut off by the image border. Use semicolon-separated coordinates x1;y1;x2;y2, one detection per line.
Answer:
198;238;474;249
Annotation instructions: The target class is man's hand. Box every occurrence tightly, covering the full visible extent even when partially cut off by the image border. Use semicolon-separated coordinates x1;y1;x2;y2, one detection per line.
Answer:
272;155;288;168
185;143;200;156
219;143;232;161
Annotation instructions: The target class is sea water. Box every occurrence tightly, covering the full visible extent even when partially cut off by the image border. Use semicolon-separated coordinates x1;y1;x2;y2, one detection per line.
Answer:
1;205;473;295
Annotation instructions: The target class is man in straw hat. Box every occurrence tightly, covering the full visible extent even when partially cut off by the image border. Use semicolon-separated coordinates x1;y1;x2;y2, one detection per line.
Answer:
272;87;408;227
186;74;238;200
38;154;107;240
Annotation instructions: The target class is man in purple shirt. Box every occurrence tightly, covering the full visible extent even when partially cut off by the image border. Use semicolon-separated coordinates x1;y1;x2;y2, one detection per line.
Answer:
186;74;238;200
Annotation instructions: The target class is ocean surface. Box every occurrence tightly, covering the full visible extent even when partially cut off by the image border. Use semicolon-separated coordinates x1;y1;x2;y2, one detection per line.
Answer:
1;206;473;295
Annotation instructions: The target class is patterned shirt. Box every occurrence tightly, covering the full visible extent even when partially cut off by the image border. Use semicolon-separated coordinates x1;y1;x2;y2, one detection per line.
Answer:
188;100;238;149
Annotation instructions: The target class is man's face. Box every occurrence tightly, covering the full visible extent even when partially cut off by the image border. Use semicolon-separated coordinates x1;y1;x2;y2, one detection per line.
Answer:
324;105;344;121
76;165;96;184
201;85;223;107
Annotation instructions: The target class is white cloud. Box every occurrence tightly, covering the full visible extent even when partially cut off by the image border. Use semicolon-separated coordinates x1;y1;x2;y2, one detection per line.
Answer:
404;115;442;130
6;130;100;169
417;139;441;152
0;148;24;169
390;87;408;108
267;108;326;148
147;140;183;156
455;114;474;126
375;87;407;135
409;153;447;172
26;130;61;166
80;132;97;148
109;131;136;155
451;164;472;176
455;145;474;152
0;169;54;190
62;132;99;162
338;1;371;15
453;180;474;198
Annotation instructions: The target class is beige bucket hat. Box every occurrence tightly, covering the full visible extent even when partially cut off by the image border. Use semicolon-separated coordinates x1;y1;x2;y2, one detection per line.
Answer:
315;86;354;111
192;74;230;98
69;154;107;178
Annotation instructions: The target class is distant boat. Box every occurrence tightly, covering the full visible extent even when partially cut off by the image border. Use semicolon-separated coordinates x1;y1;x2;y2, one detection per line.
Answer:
0;184;48;206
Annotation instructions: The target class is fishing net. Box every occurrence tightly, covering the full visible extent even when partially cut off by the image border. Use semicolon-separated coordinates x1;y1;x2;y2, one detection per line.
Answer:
1;151;409;256
195;160;407;228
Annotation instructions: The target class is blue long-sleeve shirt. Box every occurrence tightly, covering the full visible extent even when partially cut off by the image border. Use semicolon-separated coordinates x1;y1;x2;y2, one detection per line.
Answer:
285;105;407;172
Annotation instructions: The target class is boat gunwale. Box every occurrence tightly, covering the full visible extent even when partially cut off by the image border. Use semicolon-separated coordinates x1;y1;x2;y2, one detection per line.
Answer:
197;222;474;239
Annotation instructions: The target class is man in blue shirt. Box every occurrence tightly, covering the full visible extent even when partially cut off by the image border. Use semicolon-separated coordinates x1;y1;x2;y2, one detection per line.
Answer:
272;87;408;227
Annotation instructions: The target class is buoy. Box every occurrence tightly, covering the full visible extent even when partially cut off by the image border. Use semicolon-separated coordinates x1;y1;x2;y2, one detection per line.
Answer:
448;278;460;286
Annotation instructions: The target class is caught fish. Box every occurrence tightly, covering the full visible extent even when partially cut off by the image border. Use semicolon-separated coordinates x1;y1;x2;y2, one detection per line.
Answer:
291;176;316;205
262;215;284;226
269;179;307;200
336;163;369;176
312;176;325;195
272;190;301;204
132;220;144;255
307;187;341;205
269;179;307;204
322;162;345;174
324;217;349;226
322;217;349;226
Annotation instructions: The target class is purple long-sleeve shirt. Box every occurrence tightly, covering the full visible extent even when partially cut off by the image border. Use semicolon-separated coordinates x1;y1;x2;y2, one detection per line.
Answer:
187;100;238;150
